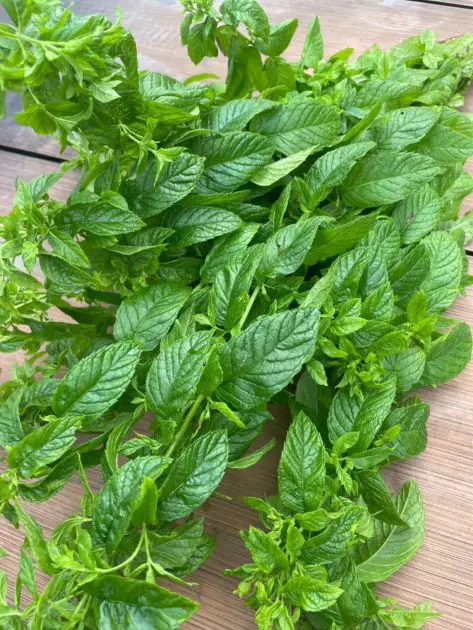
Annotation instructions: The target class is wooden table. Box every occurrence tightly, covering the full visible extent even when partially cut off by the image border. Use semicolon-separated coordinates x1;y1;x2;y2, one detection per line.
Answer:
1;1;473;628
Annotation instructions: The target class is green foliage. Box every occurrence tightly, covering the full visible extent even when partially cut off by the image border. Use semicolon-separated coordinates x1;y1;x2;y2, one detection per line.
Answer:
0;0;472;627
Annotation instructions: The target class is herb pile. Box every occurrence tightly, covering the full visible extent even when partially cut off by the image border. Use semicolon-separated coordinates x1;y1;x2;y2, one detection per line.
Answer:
0;0;472;627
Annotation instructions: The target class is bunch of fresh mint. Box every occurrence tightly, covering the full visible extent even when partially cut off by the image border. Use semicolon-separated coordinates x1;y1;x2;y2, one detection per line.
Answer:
0;0;472;628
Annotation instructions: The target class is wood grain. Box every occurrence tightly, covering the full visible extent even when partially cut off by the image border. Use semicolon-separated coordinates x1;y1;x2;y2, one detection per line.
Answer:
0;150;472;628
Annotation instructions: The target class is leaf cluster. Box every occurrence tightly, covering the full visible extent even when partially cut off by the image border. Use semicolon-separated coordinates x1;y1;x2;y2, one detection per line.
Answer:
0;0;472;628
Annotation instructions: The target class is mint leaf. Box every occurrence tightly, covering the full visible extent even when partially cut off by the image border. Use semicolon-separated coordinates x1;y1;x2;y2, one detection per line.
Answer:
85;575;198;629
114;283;190;351
278;412;326;513
92;456;170;553
52;342;141;420
158;431;228;521
190;132;274;193
252;101;341;155
146;332;211;422
8;416;81;478
342;151;441;208
215;308;319;409
353;480;424;583
421;322;472;386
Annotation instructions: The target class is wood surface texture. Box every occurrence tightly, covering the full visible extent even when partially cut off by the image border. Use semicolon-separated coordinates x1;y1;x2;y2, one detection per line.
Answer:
0;1;473;628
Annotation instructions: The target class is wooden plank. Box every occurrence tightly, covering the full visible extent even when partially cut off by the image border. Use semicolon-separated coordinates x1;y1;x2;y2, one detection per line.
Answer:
2;0;473;156
411;0;473;8
0;150;472;628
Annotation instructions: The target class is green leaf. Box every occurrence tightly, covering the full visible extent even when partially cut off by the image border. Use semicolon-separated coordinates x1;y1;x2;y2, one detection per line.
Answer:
47;229;90;269
304;141;376;205
421;322;472;386
342;151;441;208
227;437;276;470
251;147;315;186
61;202;144;236
302;507;361;563
85;575;198;629
356;470;408;526
252;101;341;155
215;308;319;409
19;453;78;502
140;519;206;570
383;346;425;393
382;401;429;462
158;431;228;521
379;601;441;628
40;254;91;294
0;391;23;449
220;0;270;38
52;341;141;420
258;215;328;280
123;153;205;218
284;576;342;613
421;230;463;311
186;17;218;65
392;185;441;245
328;378;396;450
301;17;324;68
190;132;274;193
256;18;298;57
114;283;191;351
207;98;276;133
146;332;211;421
305;214;377;263
278;412;326;513
241;526;289;572
388;243;430;299
211;246;262;331
201;223;260;283
414;122;473;165
92;456;170;553
161;206;242;247
353;480;424;583
373;107;438;149
7;416;81;478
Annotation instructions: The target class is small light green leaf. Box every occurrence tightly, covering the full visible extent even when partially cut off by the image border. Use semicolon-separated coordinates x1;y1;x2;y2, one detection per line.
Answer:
242;526;289;572
227;437;276;470
251;147;315;186
301;17;324;68
284;576;342;613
